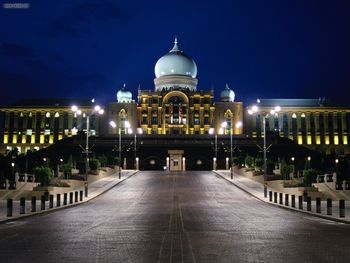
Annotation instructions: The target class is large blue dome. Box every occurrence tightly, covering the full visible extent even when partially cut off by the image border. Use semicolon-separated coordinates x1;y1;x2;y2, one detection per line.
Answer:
117;84;132;103
155;38;197;79
220;84;235;102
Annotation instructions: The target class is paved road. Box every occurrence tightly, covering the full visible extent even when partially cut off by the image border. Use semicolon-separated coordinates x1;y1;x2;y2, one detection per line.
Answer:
1;171;350;263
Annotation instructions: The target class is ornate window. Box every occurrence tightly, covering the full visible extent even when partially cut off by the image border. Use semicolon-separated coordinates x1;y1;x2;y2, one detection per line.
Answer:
224;110;233;134
119;109;127;134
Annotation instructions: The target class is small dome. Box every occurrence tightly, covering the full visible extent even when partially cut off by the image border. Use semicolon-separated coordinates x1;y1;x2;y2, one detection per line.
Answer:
220;84;235;102
155;37;197;78
117;84;132;103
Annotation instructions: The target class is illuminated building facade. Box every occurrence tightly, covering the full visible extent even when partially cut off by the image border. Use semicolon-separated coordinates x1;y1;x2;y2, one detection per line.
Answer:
244;99;350;154
0;39;349;157
107;38;243;138
0;99;103;153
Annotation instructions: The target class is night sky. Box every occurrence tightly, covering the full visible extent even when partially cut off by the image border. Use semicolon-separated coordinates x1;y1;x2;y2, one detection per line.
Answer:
1;0;350;106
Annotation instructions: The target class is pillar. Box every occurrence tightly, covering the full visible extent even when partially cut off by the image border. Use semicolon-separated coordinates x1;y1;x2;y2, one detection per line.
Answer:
166;157;169;170
136;157;139;170
123;157;127;170
225;157;229;170
182;157;186;171
288;112;293;139
213;157;216;170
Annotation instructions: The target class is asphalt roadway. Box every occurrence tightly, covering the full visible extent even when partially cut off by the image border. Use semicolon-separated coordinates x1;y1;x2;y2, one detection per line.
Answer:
1;171;350;263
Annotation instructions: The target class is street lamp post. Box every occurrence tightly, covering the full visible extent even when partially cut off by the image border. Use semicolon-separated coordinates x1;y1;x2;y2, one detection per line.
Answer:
135;128;143;170
248;104;281;198
221;121;241;180
291;157;295;178
119;127;121;179
72;103;104;197
134;134;136;169
110;120;131;179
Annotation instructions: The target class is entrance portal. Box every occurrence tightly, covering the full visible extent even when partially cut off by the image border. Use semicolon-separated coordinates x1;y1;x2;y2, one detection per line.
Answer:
168;150;184;171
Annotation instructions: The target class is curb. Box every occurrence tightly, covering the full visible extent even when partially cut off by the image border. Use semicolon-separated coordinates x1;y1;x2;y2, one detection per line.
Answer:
0;171;138;224
213;170;350;225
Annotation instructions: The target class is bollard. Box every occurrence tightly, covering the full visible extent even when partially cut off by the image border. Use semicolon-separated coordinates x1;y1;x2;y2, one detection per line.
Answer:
69;192;73;204
285;194;289;206
57;194;61;207
339;200;345;218
41;195;45;210
75;191;78;203
49;195;54;208
63;193;68;206
307;196;311;211
80;190;83;202
7;199;13;217
298;196;303;210
291;195;295;208
274;192;277;203
327;198;332;215
279;193;283;205
20;197;25;214
316;197;321;213
84;182;88;197
269;191;272;202
31;196;36;212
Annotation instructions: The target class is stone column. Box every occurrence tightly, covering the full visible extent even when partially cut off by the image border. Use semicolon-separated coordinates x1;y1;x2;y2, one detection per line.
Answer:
324;112;329;144
306;112;311;144
136;157;139;170
342;112;347;143
314;112;320;144
287;112;293;140
296;112;302;144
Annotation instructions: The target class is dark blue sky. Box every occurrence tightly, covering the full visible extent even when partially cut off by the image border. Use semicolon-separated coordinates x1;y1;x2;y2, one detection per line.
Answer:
1;0;350;106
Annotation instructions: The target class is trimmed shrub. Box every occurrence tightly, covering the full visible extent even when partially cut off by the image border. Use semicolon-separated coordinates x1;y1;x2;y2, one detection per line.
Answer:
303;169;318;187
33;166;53;186
254;158;264;170
281;160;293;180
76;159;86;174
233;154;245;166
98;155;107;167
89;158;101;171
61;155;73;179
245;155;254;168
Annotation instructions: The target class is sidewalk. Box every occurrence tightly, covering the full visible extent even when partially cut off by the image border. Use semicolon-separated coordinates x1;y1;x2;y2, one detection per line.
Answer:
214;170;350;224
0;170;138;223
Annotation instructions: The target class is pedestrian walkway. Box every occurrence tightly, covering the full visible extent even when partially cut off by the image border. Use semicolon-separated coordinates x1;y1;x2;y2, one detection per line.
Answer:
214;170;350;224
0;170;138;223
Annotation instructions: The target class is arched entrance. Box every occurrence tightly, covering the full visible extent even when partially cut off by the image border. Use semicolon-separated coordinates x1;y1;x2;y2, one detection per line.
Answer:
162;91;189;135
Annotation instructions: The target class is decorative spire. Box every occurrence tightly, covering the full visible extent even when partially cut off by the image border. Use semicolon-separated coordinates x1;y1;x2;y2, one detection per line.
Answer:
225;83;230;89
170;35;180;52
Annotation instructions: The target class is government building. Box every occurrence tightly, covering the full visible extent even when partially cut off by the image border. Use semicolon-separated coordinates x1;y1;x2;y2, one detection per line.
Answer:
1;38;349;170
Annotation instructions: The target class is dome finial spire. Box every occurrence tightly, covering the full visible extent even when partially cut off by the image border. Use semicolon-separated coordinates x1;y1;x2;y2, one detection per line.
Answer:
170;35;180;52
